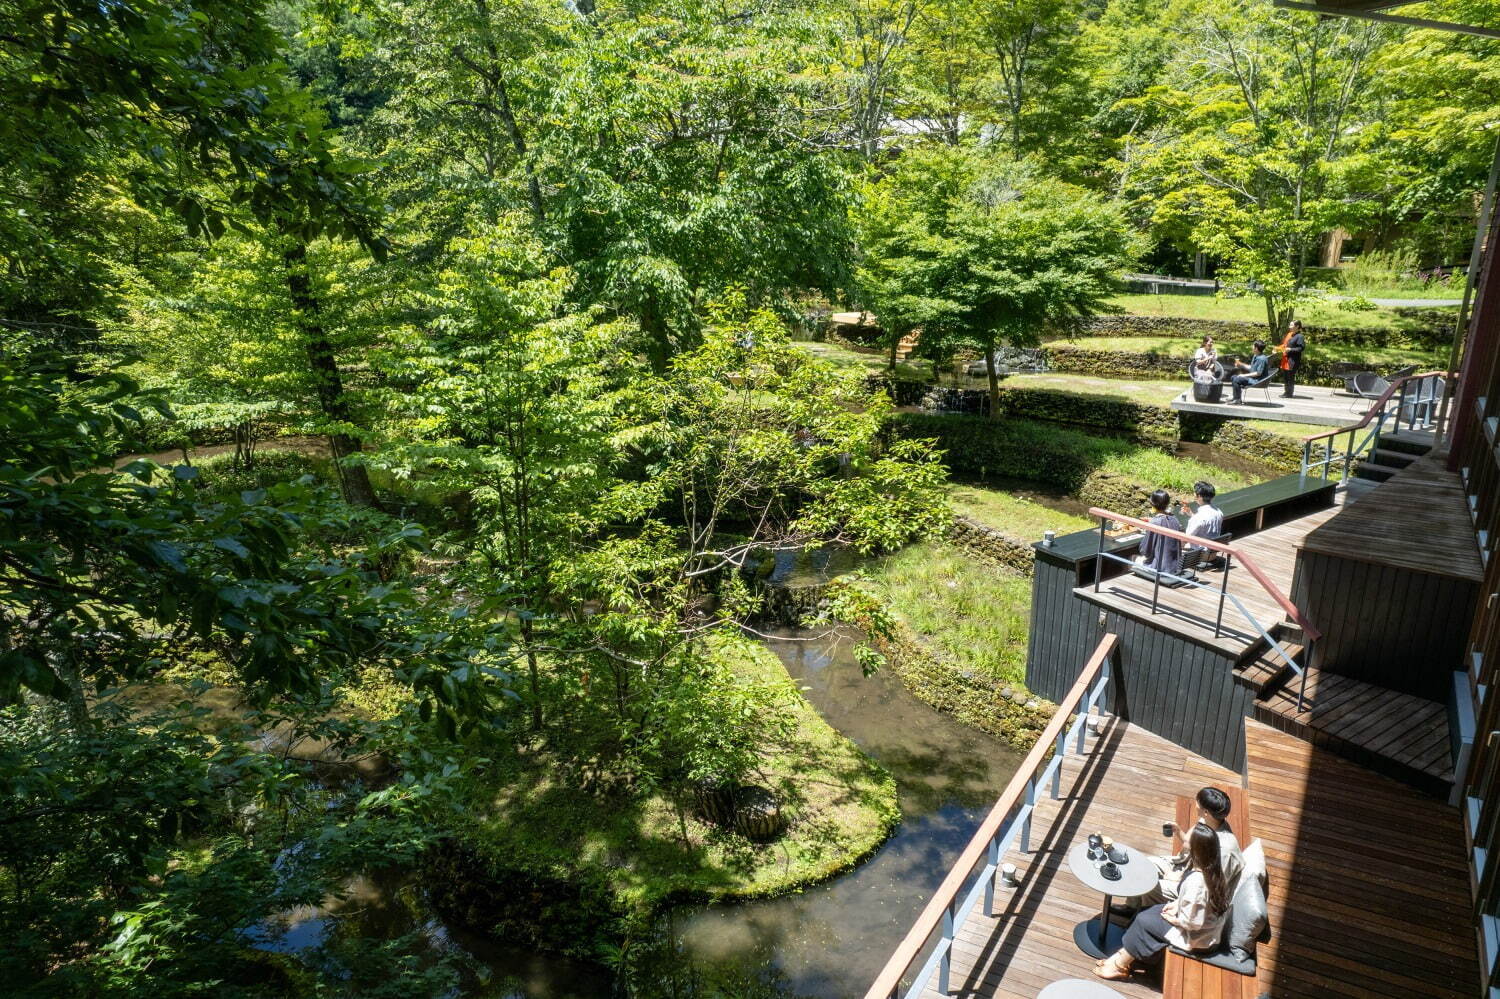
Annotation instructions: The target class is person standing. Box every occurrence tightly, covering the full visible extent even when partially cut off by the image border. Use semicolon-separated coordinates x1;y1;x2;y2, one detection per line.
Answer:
1279;319;1306;398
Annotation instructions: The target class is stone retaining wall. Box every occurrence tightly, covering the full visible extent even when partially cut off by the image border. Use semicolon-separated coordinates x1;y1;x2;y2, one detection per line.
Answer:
874;625;1055;752
947;517;1035;577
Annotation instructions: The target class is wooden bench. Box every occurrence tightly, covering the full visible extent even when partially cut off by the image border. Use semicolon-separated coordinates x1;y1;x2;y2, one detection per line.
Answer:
1162;786;1262;999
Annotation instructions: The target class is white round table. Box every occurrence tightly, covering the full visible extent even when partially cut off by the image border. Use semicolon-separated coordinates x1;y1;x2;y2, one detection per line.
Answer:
1037;980;1125;998
1065;839;1159;959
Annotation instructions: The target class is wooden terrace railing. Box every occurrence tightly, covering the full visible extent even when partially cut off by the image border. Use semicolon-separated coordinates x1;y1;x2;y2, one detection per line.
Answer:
864;634;1120;999
1301;370;1447;483
1087;506;1320;711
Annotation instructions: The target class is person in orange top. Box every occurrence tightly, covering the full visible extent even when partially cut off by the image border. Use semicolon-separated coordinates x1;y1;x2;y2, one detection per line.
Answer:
1278;319;1306;398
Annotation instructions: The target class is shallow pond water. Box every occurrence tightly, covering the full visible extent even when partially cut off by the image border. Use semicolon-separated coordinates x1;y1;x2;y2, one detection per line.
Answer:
645;627;1023;998
246;627;1021;997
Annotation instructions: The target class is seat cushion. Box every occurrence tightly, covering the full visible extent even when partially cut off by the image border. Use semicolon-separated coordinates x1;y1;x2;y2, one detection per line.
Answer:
1168;944;1256;976
1224;839;1270;959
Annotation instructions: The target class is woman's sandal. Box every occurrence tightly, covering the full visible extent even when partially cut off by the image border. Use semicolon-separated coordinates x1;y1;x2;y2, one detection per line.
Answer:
1093;955;1133;981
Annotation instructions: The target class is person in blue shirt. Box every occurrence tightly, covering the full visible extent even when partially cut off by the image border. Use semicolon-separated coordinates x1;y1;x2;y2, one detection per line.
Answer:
1228;340;1271;404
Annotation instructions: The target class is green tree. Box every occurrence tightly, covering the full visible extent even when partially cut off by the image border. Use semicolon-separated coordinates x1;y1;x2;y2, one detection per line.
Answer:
1123;4;1385;335
379;219;632;730
858;148;1135;417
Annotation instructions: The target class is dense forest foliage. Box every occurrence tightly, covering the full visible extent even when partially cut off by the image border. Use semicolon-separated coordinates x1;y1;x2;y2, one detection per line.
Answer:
1;0;1495;994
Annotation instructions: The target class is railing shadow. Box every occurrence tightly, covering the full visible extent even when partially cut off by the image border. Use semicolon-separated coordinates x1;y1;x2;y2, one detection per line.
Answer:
943;716;1135;998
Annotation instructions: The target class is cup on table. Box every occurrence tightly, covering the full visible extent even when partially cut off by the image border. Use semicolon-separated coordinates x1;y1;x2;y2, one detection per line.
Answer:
1162;821;1175;838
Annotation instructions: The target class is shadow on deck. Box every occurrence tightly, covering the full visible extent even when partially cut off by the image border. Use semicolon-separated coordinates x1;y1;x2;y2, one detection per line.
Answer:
929;717;1476;998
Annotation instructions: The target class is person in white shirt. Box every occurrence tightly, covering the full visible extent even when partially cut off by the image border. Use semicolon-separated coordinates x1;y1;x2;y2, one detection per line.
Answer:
1094;823;1234;980
1183;481;1224;566
1191;336;1219;385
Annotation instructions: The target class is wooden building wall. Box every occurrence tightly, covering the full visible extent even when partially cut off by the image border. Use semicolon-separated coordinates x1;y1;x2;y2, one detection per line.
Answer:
1028;550;1254;773
1292;551;1477;702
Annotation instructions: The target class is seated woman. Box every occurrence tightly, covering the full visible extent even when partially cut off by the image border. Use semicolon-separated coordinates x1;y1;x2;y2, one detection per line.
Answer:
1134;489;1182;577
1191;335;1219;384
1094;823;1233;980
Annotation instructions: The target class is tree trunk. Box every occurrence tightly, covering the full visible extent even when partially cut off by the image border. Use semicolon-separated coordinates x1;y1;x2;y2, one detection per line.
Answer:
282;238;378;508
887;330;900;371
985;339;1002;421
56;650;90;731
520;617;542;731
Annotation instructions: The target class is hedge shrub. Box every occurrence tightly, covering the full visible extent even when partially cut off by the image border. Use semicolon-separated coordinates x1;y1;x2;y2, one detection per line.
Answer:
1059;312;1454;351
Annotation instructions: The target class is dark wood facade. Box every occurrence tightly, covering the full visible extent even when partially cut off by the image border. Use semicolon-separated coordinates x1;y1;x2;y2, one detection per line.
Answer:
1029;541;1255;773
1292;549;1477;700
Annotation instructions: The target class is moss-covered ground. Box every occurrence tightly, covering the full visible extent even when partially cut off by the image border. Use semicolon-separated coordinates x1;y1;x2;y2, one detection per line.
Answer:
454;637;899;918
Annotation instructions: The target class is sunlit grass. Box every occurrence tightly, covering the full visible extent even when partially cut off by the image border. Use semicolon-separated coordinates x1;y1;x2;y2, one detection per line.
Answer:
1107;293;1457;328
871;541;1031;684
947;484;1094;537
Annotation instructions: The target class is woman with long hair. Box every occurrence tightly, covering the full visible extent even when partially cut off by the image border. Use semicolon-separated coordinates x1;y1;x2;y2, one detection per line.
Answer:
1192;335;1218;384
1095;823;1233;980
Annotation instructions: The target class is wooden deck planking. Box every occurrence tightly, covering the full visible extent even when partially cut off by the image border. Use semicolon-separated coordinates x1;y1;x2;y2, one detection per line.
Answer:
1075;505;1346;659
1258;670;1454;782
1300;453;1482;582
923;717;1475;999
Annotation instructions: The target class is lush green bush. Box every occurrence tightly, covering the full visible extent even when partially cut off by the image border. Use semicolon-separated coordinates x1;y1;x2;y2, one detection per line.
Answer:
189;449;327;496
894;414;1250;495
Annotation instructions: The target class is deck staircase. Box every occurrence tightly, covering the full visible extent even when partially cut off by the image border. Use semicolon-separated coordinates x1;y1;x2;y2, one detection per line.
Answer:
1343;427;1436;501
1231;619;1455;797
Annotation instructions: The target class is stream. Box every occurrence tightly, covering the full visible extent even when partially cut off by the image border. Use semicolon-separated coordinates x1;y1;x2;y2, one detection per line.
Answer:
247;628;1022;997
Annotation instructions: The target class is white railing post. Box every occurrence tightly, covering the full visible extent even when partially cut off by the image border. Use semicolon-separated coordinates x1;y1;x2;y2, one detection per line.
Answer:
1020;778;1036;853
983;836;1000;916
1052;730;1067;799
938;902;954;994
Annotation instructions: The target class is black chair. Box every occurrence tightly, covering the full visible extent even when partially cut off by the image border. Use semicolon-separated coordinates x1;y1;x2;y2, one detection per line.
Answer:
1187;359;1226;402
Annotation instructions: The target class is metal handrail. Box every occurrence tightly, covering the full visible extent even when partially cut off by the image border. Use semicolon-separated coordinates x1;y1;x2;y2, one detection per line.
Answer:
1086;507;1322;643
1300;370;1447;483
864;635;1120;999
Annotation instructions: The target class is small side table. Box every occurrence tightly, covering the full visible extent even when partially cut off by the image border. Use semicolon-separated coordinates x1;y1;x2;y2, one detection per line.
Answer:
1065;839;1159;959
1037;979;1125;998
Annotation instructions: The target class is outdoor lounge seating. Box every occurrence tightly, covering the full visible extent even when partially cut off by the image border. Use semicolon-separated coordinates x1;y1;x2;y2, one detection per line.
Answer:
1345;364;1417;410
1162;788;1265;998
1187;358;1226;402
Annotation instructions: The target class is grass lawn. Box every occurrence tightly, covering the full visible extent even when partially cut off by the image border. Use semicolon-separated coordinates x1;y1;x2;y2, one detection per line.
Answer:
459;635;898;917
1001;372;1184;406
1108;293;1457;328
1098;445;1255;492
948;484;1094;538
796;339;929;381
1051;335;1445;371
869;541;1032;684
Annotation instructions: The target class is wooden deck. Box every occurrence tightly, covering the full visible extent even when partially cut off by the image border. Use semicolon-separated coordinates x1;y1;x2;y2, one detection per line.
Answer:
1170;384;1381;427
928;718;1476;999
1257;669;1454;793
1301;453;1483;583
1075;505;1346;660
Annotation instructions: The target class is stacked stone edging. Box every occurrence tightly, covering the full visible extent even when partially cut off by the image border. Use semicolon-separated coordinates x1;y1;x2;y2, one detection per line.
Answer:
947;517;1035;576
873;624;1054;752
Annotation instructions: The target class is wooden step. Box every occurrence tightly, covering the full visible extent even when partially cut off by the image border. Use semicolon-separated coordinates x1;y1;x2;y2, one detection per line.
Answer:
1253;668;1454;798
1354;461;1397;481
1234;641;1302;698
1367;446;1417;470
1340;477;1380;503
1380;428;1437;455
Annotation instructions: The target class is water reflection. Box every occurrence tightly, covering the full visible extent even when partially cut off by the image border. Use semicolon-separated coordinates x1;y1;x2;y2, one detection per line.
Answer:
657;628;1022;999
244;628;1021;998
